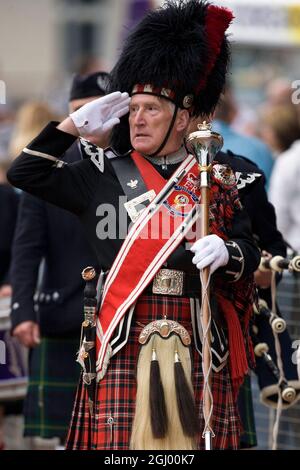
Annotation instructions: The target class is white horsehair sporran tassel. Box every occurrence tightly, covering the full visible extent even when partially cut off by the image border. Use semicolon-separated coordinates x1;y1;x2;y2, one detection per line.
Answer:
130;319;197;450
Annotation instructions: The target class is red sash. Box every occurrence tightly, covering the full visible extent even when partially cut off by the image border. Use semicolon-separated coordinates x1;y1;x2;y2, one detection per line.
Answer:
96;152;201;379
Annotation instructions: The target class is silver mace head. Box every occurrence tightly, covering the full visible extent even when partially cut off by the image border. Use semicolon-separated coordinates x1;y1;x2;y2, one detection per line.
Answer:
185;121;223;168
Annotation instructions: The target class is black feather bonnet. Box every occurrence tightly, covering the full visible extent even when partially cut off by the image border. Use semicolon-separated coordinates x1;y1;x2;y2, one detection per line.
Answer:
109;0;233;153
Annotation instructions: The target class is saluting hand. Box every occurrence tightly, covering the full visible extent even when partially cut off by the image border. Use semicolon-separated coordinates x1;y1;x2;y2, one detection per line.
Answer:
70;91;131;137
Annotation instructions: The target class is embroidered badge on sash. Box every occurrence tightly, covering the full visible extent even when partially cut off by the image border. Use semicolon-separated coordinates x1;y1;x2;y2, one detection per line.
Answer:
186;172;199;193
164;183;200;217
235;171;262;189
173;194;189;209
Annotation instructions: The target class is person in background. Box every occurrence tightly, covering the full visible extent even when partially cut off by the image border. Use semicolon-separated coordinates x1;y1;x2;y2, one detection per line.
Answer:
0;164;19;292
213;90;300;448
262;104;300;249
0;150;22;450
265;77;293;107
262;103;300;449
9;71;109;449
8;102;59;160
212;85;274;186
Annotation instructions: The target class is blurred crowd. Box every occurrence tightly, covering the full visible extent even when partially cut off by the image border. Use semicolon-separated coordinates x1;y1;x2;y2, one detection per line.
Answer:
1;63;300;449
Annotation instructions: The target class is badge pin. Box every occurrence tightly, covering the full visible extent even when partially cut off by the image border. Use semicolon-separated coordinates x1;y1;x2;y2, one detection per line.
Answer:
173;194;189;208
127;179;138;189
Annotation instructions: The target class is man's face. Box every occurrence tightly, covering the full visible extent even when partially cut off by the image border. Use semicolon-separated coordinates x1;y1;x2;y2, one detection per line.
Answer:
129;94;175;155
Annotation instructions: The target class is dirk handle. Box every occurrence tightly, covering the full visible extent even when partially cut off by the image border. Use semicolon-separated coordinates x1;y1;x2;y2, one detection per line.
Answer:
81;266;98;415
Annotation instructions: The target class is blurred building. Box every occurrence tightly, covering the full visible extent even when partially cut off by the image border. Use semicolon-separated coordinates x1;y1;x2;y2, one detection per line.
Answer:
222;0;300;106
1;0;300;108
153;0;300;107
0;0;154;107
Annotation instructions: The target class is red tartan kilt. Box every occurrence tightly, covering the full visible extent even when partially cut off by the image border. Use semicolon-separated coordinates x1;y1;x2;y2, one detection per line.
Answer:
66;294;241;450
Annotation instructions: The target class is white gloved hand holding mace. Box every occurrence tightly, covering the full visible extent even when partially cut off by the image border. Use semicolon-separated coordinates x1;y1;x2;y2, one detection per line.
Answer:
191;234;229;274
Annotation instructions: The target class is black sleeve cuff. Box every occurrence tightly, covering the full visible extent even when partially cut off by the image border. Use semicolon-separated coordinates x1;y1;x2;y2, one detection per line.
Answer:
10;299;38;331
218;240;245;282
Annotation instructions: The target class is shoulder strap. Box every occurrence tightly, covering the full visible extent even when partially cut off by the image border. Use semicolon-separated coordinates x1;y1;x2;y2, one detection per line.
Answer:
107;149;149;200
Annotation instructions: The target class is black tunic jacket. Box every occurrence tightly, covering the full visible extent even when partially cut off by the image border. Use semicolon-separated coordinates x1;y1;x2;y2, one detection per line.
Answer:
9;142;97;336
7;122;261;280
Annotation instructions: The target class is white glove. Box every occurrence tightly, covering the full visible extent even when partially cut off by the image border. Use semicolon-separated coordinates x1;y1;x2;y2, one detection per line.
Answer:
191;234;229;274
70;91;130;137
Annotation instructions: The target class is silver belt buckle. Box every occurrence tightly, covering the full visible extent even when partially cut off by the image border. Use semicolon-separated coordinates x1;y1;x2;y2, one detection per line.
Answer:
152;269;184;296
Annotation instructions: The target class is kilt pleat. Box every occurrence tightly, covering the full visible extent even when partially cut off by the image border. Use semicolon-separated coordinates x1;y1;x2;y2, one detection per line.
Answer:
24;336;80;441
65;375;92;449
237;374;257;448
66;295;241;450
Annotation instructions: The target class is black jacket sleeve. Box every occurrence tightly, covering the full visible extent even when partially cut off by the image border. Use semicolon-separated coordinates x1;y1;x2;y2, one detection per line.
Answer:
243;174;286;257
7;122;99;215
0;184;19;285
219;151;286;258
9;193;47;330
221;204;261;281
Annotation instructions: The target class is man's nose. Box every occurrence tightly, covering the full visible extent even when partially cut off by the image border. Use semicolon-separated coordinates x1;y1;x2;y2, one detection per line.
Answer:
134;108;145;125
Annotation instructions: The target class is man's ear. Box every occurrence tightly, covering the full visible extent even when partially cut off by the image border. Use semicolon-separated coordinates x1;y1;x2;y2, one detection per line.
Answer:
176;109;190;132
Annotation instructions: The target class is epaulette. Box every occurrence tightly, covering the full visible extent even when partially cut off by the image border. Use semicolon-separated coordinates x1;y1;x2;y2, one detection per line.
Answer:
235;171;262;190
218;151;264;189
104;147;132;161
